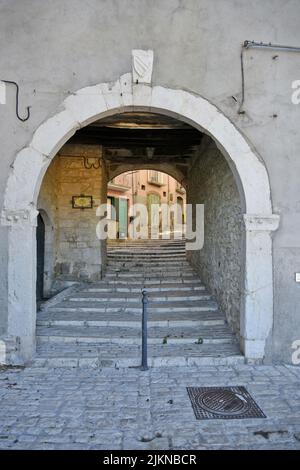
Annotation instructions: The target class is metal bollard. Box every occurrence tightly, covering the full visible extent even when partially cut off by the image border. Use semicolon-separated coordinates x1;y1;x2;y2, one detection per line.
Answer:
141;288;149;371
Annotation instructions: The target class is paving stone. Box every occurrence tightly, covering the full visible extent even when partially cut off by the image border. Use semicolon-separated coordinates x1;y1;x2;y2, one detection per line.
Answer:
0;364;300;449
1;244;299;449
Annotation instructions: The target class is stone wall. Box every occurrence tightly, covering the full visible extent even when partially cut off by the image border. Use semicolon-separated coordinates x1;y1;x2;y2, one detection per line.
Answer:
187;137;243;336
38;144;107;290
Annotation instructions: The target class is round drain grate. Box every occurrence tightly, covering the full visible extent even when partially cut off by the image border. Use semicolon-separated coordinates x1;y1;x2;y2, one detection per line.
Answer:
195;389;250;416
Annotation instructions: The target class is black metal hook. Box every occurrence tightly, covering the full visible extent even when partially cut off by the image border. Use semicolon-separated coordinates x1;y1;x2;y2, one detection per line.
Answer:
1;80;30;121
83;157;101;169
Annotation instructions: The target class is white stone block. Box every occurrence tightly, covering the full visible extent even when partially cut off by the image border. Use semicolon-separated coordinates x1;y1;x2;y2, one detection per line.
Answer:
64;86;108;127
99;80;123;111
242;338;266;359
0;339;6;364
31;109;79;158
2;147;48;212
178;91;219;131
132;83;152;108
151;86;182;116
120;73;133;108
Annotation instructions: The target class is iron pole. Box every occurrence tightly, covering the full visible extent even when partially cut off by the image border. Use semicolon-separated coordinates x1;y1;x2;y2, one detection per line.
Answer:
141;288;149;371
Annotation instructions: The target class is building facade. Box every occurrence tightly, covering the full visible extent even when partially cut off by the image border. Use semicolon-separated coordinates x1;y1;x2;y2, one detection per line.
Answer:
107;170;186;239
0;0;299;366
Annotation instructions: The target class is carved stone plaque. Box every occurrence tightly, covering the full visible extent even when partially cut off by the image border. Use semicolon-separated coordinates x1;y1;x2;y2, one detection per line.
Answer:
132;49;154;84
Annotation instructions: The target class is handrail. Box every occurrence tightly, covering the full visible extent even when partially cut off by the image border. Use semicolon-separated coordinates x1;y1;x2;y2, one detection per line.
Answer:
141;288;149;370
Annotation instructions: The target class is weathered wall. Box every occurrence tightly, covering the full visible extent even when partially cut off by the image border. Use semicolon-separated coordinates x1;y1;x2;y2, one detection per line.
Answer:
38;145;107;287
187;137;243;336
0;0;299;361
56;145;106;282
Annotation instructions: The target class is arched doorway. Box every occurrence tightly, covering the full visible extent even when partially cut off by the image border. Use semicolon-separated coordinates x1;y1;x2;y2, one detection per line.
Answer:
1;74;279;363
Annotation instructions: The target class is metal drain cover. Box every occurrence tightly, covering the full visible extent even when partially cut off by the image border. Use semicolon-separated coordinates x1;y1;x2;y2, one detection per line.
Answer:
187;386;266;420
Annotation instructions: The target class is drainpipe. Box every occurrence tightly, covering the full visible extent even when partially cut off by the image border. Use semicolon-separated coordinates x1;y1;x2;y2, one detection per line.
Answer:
238;40;300;114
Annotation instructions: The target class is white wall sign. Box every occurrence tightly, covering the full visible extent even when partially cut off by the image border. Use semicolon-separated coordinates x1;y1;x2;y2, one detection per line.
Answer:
0;81;6;104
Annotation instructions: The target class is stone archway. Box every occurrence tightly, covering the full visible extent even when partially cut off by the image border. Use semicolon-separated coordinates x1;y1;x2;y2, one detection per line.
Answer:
1;68;279;363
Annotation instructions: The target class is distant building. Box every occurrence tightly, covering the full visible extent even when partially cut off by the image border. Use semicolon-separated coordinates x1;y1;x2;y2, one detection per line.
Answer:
107;170;186;239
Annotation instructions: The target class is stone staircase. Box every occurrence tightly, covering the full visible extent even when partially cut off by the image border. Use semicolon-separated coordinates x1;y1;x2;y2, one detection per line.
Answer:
34;239;244;367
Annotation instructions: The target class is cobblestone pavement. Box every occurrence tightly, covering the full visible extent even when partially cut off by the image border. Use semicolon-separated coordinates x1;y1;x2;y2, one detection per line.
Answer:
0;364;300;450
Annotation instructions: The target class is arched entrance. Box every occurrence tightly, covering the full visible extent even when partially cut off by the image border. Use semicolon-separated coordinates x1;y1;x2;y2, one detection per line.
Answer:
1;72;279;363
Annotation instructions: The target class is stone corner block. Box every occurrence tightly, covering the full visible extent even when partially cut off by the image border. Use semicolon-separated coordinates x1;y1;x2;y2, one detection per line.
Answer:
241;337;266;360
0;335;22;366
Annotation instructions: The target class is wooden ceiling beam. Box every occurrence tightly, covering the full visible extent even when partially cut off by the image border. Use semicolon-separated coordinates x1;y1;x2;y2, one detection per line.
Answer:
104;157;189;165
69;126;202;149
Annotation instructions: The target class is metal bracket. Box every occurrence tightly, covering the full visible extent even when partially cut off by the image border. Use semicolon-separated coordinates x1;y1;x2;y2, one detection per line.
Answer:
83;156;102;169
0;80;30;121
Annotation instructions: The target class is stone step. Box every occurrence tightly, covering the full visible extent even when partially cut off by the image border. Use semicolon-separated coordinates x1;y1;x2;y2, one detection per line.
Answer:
84;283;206;293
107;246;186;251
37;310;226;327
107;260;190;267
104;271;196;279
107;250;186;254
108;241;185;244
107;264;191;271
108;250;186;253
46;299;219;313
33;342;244;368
106;266;194;273
107;252;186;257
106;265;192;272
100;277;201;285
107;251;186;261
107;241;185;246
108;255;186;259
108;247;186;252
68;291;212;302
36;324;236;345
